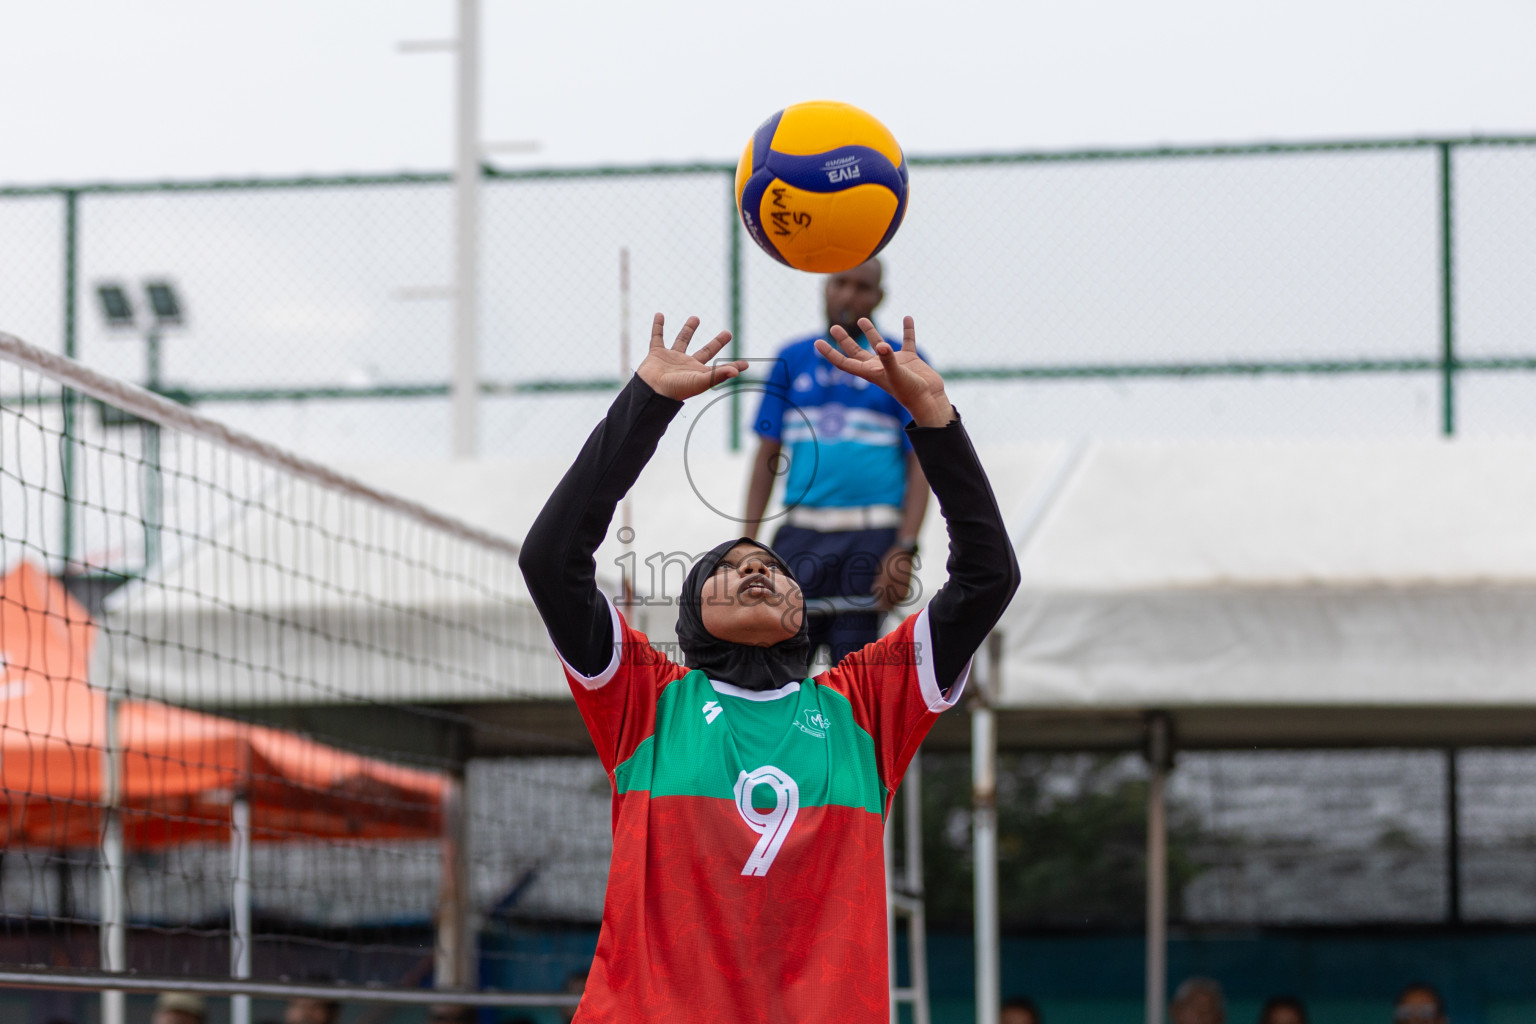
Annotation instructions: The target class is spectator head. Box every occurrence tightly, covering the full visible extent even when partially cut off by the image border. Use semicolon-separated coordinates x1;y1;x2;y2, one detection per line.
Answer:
1001;996;1041;1024
152;993;207;1024
561;968;590;1023
1395;983;1447;1024
283;997;342;1024
1171;977;1226;1024
427;1005;474;1024
824;259;884;335
1260;995;1308;1024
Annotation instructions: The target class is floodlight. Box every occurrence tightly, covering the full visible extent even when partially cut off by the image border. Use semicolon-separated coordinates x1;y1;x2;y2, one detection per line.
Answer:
144;281;184;327
96;284;136;329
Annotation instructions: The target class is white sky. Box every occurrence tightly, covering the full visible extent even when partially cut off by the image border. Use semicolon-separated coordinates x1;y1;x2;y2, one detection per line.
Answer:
2;0;1534;185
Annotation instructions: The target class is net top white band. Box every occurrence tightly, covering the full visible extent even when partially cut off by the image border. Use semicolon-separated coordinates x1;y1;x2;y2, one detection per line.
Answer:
0;330;522;558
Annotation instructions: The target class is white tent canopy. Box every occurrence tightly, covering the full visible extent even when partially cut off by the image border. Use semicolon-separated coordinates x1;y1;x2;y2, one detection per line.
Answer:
355;436;1536;720
991;437;1536;748
101;435;1536;746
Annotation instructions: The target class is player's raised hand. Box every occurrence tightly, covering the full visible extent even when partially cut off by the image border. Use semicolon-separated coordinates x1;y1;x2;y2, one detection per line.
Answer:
635;313;747;402
814;316;955;428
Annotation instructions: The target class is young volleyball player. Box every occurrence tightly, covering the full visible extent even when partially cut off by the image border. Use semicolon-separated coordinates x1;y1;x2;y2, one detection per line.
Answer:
519;312;1020;1023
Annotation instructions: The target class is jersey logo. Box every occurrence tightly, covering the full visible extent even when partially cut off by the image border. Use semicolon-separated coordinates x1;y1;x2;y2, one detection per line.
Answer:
734;766;800;876
817;404;846;439
794;709;830;739
702;700;722;724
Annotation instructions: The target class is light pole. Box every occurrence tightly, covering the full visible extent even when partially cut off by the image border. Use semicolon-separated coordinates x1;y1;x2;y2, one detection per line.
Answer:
398;0;539;459
93;279;185;572
398;1;480;459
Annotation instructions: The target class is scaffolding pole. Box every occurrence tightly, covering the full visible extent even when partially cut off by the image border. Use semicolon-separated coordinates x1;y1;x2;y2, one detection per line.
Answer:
1145;713;1172;1024
435;770;472;989
972;634;1001;1024
231;796;253;1024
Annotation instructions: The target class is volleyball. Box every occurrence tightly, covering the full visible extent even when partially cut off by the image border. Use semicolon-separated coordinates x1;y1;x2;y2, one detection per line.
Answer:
734;100;909;274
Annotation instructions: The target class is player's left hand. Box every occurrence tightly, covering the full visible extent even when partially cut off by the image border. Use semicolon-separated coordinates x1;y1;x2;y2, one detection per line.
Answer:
814;316;955;428
870;544;916;613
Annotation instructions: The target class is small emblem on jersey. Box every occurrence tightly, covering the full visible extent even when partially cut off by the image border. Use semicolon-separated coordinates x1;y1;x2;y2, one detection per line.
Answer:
702;700;722;724
794;708;830;739
817;404;846;439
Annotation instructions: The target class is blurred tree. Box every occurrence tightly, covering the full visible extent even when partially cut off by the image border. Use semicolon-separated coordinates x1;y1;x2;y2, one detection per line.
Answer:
913;752;1207;930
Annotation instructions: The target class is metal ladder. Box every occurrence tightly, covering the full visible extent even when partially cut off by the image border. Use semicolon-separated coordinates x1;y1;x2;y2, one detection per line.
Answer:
888;749;931;1024
803;595;931;1023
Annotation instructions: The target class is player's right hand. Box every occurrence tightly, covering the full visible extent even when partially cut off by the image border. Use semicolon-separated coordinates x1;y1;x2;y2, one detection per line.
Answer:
635;313;747;402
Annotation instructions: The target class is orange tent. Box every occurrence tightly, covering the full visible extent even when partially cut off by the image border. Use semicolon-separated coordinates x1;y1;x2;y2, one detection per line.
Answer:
0;560;444;848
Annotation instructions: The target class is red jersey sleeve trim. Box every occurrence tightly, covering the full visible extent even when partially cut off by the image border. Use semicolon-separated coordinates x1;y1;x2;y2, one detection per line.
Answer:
916;604;972;712
558;593;623;690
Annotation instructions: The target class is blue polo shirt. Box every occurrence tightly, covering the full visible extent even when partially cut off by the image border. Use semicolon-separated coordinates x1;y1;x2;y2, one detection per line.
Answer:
751;332;921;510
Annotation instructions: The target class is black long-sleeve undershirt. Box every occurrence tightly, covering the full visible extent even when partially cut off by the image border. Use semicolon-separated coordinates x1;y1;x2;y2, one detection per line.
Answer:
519;375;682;676
518;374;1021;691
908;405;1022;689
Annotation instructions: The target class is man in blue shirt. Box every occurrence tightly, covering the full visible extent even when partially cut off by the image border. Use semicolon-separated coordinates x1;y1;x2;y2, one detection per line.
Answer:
743;258;930;662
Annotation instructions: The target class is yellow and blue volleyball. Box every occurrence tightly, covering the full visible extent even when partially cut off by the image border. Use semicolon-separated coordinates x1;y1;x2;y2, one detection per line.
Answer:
734;101;909;274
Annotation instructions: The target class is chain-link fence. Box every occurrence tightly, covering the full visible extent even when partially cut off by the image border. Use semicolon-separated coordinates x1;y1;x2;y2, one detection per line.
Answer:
910;748;1536;931
6;139;1536;478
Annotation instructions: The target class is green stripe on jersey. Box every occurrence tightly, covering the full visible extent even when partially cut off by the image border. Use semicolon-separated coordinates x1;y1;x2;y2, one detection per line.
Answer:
614;670;884;814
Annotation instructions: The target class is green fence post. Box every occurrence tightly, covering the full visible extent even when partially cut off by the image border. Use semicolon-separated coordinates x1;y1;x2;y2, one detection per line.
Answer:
1438;142;1456;437
728;172;743;453
61;189;79;571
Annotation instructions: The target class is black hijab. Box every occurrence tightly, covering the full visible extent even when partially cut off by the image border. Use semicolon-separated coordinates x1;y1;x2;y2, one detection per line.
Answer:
677;537;812;691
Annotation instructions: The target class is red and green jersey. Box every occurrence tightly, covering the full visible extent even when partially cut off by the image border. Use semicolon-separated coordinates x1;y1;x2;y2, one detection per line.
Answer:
561;601;967;1024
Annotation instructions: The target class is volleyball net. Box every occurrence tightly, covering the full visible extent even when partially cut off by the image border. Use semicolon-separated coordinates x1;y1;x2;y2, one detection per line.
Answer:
0;329;599;1008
